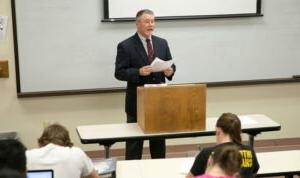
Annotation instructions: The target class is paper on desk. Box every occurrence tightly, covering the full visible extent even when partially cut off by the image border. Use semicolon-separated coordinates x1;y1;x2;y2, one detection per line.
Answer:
239;116;258;125
150;57;174;72
92;157;116;174
179;159;194;174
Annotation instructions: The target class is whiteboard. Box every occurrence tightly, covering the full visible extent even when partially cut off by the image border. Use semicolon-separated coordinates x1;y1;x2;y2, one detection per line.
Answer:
13;0;300;95
105;0;259;20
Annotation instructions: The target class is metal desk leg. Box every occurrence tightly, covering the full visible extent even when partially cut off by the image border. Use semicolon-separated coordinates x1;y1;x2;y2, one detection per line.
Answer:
248;134;254;147
99;141;115;158
104;145;111;158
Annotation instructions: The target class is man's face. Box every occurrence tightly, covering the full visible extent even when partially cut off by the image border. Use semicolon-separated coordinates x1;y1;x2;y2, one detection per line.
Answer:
136;13;155;38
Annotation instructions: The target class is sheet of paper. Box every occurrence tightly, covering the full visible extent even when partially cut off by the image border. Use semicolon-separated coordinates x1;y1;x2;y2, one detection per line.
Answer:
179;159;194;174
239;116;258;125
92;157;116;174
0;15;8;43
144;83;168;87
150;57;174;72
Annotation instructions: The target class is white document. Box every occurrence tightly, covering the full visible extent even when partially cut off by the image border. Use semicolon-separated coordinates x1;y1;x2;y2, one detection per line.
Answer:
144;83;168;87
0;15;8;43
92;157;116;174
150;57;174;72
179;159;194;174
239;116;258;125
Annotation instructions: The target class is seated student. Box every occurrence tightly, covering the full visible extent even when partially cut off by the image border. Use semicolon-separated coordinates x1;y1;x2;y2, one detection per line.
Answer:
26;123;100;178
195;144;242;178
186;113;260;178
0;139;27;177
0;168;25;178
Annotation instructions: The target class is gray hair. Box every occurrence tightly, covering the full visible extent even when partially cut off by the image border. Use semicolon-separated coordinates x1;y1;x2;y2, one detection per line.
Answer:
136;9;154;21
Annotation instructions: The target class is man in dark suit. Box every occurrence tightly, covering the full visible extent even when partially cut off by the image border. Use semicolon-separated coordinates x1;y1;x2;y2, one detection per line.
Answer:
115;9;176;160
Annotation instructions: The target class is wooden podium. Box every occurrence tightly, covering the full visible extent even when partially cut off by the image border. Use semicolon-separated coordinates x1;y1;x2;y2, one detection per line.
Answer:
137;84;206;133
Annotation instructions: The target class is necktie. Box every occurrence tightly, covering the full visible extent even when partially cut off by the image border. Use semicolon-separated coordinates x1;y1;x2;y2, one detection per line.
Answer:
146;38;154;63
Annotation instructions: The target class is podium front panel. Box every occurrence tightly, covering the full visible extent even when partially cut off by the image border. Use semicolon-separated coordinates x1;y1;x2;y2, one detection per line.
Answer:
137;84;206;133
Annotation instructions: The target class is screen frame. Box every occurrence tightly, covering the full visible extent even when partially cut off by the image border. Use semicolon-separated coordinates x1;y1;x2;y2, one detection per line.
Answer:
26;169;54;178
102;0;262;22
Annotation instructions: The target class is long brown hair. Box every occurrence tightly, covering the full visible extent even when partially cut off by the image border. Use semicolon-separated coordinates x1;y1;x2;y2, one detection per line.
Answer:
38;123;73;147
216;113;242;144
211;144;242;176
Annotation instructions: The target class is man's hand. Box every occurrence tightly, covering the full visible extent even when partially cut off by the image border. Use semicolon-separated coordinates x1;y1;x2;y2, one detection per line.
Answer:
139;65;153;76
164;67;174;77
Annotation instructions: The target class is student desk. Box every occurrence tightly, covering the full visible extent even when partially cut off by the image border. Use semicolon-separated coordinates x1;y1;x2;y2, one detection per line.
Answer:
77;114;280;158
116;150;300;178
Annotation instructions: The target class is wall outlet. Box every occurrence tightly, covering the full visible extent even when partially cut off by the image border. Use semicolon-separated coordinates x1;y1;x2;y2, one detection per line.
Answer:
0;60;9;78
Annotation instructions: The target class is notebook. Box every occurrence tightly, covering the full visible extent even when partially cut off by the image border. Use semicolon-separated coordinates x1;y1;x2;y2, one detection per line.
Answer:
27;169;53;178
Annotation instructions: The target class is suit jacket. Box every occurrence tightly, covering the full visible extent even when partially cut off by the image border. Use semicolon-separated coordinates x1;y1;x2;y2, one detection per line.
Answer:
115;33;176;119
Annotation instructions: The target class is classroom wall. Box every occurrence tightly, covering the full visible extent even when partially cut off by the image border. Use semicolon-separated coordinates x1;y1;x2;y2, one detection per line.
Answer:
0;0;299;151
13;0;300;93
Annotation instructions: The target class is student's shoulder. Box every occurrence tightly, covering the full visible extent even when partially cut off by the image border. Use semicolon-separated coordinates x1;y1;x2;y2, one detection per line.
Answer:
26;147;41;157
239;143;255;151
203;145;215;152
215;142;237;149
70;146;85;153
232;143;257;155
199;145;216;156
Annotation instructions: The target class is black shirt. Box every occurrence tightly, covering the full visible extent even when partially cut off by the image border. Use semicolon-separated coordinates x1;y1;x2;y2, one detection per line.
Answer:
190;142;260;178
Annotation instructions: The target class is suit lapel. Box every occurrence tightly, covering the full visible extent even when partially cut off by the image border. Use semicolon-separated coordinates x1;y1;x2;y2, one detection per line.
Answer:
152;36;159;60
133;33;149;65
